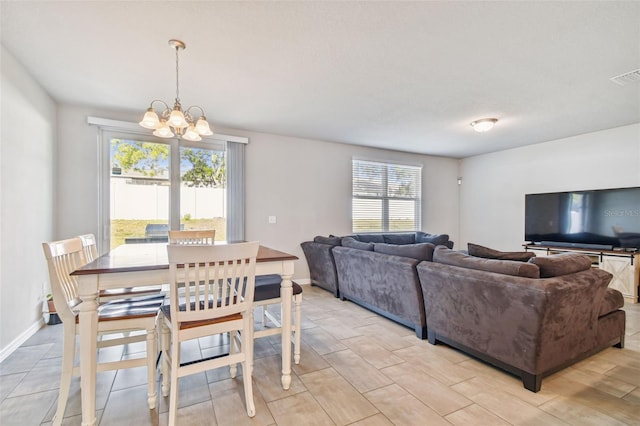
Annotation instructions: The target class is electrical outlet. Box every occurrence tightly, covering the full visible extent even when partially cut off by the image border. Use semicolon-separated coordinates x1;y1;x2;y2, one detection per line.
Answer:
268;216;277;224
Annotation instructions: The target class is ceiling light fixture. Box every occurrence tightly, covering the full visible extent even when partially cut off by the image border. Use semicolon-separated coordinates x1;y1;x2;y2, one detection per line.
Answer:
139;39;213;141
470;118;498;133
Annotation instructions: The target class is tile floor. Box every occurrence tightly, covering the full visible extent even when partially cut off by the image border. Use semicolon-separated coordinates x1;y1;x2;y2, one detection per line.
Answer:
1;285;639;425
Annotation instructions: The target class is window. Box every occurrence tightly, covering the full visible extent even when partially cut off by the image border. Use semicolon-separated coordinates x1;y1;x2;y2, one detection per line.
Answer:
352;159;422;233
90;117;246;253
109;138;174;249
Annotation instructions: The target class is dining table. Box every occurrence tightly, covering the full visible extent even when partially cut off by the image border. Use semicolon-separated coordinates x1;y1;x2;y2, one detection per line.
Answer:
71;242;298;426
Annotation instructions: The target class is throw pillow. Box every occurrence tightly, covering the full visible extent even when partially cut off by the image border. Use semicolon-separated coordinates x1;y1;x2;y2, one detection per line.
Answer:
528;253;593;278
374;242;435;261
341;237;374;251
313;235;342;246
383;233;416;245
433;246;540;278
468;243;535;262
415;231;450;246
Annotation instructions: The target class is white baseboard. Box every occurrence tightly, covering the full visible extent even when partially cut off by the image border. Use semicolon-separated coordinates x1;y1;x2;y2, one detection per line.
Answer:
295;278;311;285
0;319;45;363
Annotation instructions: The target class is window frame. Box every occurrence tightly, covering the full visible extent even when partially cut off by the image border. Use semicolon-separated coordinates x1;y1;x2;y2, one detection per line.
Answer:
351;158;422;233
89;117;247;254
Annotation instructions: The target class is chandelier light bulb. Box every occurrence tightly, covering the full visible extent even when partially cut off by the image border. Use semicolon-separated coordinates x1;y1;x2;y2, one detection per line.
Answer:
195;117;213;136
153;120;175;138
183;124;203;142
169;107;188;129
139;108;160;129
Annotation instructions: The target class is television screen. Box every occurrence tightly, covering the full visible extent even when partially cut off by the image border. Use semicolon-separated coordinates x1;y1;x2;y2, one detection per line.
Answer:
525;187;640;250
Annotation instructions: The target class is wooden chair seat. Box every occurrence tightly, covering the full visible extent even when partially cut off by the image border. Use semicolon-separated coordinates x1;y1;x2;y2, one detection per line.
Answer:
160;304;242;329
91;297;165;322
99;287;163;298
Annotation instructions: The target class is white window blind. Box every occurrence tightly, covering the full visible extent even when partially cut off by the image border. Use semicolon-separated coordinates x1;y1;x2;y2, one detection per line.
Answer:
352;159;422;233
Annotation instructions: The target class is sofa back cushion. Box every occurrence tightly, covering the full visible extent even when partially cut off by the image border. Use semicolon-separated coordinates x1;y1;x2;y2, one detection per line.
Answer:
352;234;385;243
468;243;535;262
382;233;417;245
415;232;450;246
374;242;435;261
528;252;593;278
342;237;374;251
313;235;342;246
433;246;540;278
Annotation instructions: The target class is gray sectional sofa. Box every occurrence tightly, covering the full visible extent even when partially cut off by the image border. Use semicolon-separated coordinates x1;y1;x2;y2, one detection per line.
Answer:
417;246;626;392
301;232;453;338
301;234;627;392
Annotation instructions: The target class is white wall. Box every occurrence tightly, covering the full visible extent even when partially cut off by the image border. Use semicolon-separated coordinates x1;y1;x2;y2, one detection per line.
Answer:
0;46;57;355
237;130;460;279
54;105;460;280
56;104;136;240
459;123;640;252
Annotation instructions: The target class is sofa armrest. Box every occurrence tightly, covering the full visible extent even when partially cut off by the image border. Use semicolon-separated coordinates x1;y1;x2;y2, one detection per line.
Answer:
300;241;339;296
416;262;612;374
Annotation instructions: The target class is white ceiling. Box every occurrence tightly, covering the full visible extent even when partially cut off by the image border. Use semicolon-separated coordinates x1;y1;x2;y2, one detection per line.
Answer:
1;1;639;158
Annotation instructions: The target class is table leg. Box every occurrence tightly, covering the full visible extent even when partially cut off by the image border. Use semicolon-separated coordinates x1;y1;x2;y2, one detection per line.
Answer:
280;272;293;390
78;275;99;426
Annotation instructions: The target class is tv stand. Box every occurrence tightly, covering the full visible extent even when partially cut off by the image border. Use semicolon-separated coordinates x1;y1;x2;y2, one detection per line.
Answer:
524;244;639;304
540;241;614;251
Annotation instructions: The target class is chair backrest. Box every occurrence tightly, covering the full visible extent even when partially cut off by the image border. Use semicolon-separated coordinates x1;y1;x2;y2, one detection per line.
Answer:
42;237;87;323
78;233;99;263
167;241;259;324
169;230;216;245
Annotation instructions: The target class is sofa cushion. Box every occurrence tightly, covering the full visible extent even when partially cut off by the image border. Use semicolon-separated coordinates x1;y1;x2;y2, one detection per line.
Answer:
342;237;374;251
313;235;342;246
383;233;416;245
528;252;593;278
415;232;450;246
374;242;435;261
433;246;540;278
352;234;385;243
468;243;535;262
599;288;624;317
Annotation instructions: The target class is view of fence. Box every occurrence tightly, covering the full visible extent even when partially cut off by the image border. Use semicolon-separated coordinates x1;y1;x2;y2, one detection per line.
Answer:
110;180;226;220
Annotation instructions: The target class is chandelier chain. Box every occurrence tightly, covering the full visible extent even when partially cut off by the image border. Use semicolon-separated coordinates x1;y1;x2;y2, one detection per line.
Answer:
175;46;180;103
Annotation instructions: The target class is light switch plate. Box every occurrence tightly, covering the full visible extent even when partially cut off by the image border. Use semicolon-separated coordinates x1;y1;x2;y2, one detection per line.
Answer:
268;216;277;224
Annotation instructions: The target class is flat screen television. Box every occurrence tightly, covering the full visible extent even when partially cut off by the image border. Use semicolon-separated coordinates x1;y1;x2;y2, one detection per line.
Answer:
525;187;640;251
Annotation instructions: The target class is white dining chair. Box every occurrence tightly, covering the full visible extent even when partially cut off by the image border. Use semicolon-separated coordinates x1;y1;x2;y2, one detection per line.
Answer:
159;241;260;424
78;233;164;301
42;237;162;426
167;230;302;363
168;229;216;245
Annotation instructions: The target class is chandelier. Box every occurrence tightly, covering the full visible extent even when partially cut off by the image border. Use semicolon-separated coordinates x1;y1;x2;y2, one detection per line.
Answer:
139;39;213;141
